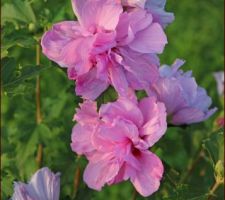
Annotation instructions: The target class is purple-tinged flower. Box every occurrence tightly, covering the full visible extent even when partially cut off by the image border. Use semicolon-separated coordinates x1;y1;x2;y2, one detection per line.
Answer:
41;0;167;100
11;167;60;200
213;71;224;96
71;97;167;197
147;59;217;125
121;0;174;27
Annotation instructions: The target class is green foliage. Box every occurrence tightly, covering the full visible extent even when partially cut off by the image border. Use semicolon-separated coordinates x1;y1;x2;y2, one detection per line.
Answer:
1;0;224;199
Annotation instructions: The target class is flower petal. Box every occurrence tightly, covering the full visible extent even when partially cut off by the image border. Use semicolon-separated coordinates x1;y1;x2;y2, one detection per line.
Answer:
73;101;99;125
145;0;175;28
130;151;163;197
119;47;159;89
83;156;120;190
139;97;167;147
172;107;217;125
72;0;122;30
71;124;96;155
129;23;167;54
148;78;187;114
76;69;109;100
41;21;93;74
109;65;130;97
99;97;143;127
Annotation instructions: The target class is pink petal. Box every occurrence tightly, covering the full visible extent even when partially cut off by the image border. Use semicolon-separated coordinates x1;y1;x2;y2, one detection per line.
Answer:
83;155;120;190
41;21;93;73
139;97;167;147
119;47;159;89
91;31;116;55
92;119;139;152
99;97;144;127
73;101;99;125
128;23;167;54
72;0;122;30
130;151;164;197
76;69;109;100
121;0;146;8
109;65;130;97
116;9;152;45
71;124;95;155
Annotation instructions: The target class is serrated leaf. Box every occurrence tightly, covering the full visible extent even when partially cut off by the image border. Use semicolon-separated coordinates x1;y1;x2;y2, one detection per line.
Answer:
202;128;224;166
2;0;36;25
2;57;52;91
1;57;16;85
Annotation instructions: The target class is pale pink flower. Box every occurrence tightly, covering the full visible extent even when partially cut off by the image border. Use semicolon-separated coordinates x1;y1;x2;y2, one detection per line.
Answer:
71;97;167;196
11;167;60;200
147;59;217;125
41;0;167;100
213;71;224;96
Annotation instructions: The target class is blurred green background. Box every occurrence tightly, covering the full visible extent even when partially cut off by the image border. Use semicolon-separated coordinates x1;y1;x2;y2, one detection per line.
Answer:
1;0;224;199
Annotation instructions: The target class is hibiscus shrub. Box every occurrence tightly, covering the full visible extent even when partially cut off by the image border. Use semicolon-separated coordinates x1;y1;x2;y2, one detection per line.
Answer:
1;0;224;200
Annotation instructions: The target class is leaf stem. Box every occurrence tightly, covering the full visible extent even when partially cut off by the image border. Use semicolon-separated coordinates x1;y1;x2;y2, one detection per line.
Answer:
35;42;43;169
36;144;43;169
36;43;42;124
207;180;223;200
131;187;137;200
72;155;81;199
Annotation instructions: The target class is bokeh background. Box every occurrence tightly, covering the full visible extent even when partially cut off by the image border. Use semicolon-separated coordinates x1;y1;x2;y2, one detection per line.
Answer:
1;0;224;199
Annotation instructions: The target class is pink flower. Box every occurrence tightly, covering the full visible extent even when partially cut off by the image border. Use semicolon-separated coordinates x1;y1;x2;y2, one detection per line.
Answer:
147;59;217;125
71;97;167;196
41;0;167;100
216;117;224;127
213;71;224;96
121;0;174;27
11;167;60;200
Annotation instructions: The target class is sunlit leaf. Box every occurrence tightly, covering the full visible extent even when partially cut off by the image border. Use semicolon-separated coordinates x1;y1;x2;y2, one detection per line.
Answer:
2;0;36;26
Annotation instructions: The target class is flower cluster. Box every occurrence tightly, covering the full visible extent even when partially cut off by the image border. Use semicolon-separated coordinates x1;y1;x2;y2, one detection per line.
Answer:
12;0;217;198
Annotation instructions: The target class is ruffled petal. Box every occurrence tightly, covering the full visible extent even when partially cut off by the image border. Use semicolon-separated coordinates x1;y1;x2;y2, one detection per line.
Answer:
83;155;120;190
92;118;139;153
72;0;122;30
128;22;167;54
138;97;167;147
109;65;130;97
119;47;159;89
27;168;60;200
73;101;99;125
41;21;93;74
130;151;163;197
145;0;175;28
116;9;152;45
148;78;187;114
99;97;143;127
71;124;96;155
172;107;217;125
75;69;109;100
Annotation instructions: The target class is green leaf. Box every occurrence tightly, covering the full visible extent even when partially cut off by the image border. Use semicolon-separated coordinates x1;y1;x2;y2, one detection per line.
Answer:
2;0;36;26
1;57;16;85
2;57;52;91
202;128;224;166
